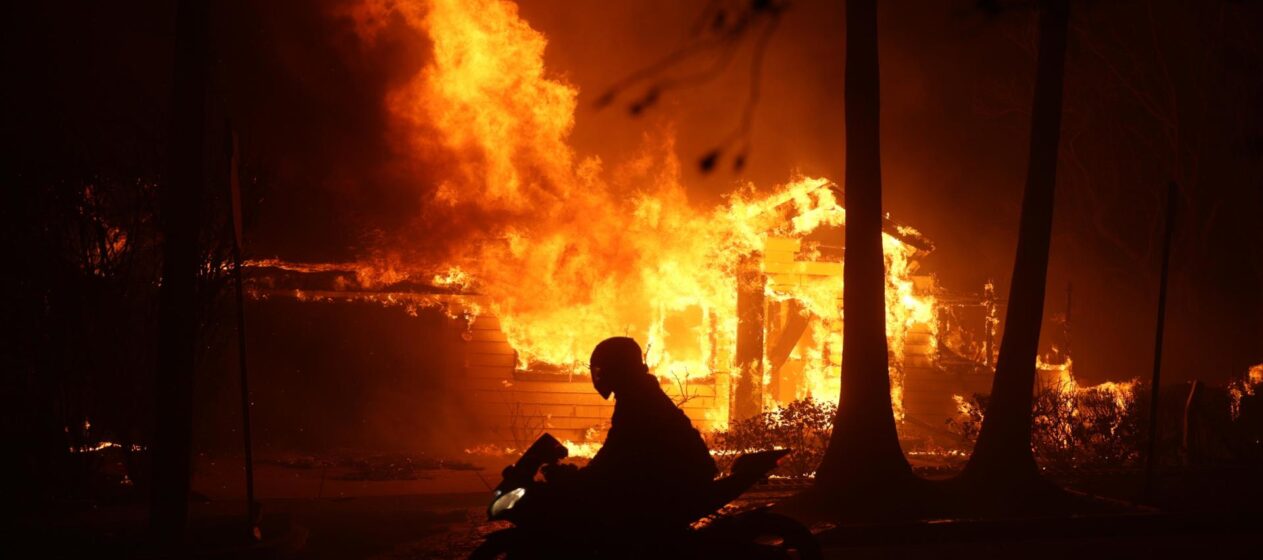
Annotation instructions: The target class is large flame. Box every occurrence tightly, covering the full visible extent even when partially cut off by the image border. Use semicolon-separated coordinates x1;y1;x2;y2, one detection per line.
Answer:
336;0;938;424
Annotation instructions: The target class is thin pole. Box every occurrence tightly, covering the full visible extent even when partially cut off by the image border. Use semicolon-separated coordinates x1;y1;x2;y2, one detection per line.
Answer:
227;127;259;538
1143;181;1178;502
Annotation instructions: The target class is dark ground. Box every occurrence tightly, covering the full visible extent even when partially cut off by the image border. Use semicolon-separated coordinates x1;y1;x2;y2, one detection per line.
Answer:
16;457;1262;559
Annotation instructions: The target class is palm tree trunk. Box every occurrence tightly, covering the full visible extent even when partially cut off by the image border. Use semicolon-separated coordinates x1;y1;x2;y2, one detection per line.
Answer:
961;0;1070;487
814;0;913;495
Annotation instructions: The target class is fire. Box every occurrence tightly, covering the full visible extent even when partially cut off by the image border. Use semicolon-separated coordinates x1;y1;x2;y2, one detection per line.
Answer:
948;357;1139;454
1229;363;1263;420
561;439;602;460
329;0;941;427
68;441;145;454
432;266;472;290
1035;357;1137;410
948;358;1141;466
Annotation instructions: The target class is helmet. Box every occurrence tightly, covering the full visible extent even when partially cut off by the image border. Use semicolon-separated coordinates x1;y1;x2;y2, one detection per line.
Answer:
590;337;647;399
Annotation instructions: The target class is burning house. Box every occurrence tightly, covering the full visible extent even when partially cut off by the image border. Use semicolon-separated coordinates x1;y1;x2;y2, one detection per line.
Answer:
213;0;1184;470
244;191;1003;456
231;0;1014;457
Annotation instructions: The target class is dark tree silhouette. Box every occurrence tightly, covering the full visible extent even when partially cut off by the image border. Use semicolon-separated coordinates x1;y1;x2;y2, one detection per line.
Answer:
150;0;209;541
959;0;1070;495
811;0;916;507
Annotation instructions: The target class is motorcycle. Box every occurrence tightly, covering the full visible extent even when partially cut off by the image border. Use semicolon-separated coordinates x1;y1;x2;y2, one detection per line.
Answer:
470;433;821;559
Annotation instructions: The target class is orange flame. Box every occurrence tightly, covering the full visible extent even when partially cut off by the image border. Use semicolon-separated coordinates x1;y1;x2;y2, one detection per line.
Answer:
1229;363;1263;420
335;0;939;426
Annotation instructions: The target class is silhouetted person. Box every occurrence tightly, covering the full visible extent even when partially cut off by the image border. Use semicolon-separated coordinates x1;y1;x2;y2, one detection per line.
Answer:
545;337;717;530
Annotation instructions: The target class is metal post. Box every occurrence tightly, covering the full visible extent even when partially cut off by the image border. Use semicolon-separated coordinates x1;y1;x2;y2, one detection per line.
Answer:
227;127;259;539
1143;181;1178;502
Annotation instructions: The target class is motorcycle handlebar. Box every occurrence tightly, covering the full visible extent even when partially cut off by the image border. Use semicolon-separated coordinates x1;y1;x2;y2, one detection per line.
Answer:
496;433;569;491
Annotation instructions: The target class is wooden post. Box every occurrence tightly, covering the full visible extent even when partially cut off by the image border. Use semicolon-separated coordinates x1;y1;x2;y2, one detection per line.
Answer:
767;300;810;404
766;301;784;404
1143;181;1178;502
734;254;765;421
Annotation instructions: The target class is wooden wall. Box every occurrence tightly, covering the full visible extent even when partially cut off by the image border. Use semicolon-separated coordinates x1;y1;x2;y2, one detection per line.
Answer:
454;315;724;448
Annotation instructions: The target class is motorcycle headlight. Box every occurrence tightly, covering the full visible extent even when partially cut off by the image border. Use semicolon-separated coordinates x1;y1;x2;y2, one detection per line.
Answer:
488;487;526;519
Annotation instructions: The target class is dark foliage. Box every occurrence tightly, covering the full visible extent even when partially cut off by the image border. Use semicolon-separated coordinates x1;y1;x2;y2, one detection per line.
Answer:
950;386;1143;471
708;397;835;479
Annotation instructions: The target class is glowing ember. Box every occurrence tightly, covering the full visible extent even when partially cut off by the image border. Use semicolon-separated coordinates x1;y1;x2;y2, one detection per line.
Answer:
68;441;145;454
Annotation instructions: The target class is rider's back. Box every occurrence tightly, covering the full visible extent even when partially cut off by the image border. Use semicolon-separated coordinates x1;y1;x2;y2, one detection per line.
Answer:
580;372;717;527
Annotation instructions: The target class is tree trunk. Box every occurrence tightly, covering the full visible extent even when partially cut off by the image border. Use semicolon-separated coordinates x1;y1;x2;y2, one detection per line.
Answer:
960;0;1070;488
149;0;208;542
814;0;913;495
